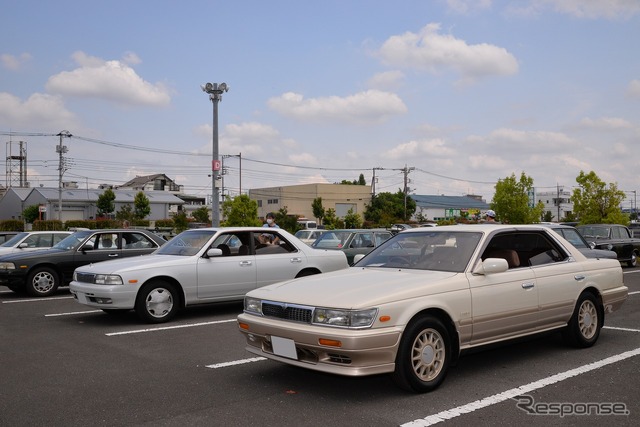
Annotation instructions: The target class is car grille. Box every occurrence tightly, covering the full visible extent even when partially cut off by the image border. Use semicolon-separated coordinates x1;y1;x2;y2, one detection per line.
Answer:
262;301;312;323
75;272;96;283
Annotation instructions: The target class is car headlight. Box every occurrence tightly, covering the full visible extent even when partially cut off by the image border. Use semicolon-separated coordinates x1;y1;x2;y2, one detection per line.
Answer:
94;274;123;285
244;297;263;315
0;262;16;270
313;308;378;328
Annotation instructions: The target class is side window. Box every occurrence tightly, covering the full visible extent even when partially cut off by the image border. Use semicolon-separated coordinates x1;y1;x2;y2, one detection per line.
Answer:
23;235;39;248
122;232;156;250
253;231;295;255
375;232;392;246
483;231;567;268
53;234;67;245
97;233;118;249
352;233;374;248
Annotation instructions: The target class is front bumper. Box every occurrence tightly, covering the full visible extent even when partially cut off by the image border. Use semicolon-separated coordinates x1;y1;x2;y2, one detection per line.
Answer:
0;270;28;287
237;312;402;377
69;281;139;309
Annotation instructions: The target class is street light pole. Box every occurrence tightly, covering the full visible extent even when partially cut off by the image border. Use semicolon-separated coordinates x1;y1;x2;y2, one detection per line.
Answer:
201;82;229;227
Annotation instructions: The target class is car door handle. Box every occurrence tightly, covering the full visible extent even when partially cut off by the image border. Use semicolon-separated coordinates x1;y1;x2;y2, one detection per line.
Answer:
108;254;119;257
290;257;302;263
239;261;252;266
521;282;535;289
574;275;586;281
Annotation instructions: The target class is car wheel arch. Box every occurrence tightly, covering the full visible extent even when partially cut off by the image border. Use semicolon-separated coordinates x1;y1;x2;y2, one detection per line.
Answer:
403;307;460;364
139;276;185;308
295;268;321;278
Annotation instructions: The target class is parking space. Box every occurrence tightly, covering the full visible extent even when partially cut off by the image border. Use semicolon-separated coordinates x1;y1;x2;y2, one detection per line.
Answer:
1;271;639;426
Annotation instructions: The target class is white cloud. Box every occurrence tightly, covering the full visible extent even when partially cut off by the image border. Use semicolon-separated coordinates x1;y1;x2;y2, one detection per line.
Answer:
532;0;640;19
628;79;640;98
385;138;456;160
45;51;170;107
268;90;407;124
375;23;518;83
288;153;317;165
1;53;33;71
0;92;78;129
579;117;633;130
445;0;492;14
367;71;405;89
468;154;508;171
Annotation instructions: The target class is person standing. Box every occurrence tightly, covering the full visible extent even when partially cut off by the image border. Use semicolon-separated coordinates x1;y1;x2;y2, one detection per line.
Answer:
485;210;499;223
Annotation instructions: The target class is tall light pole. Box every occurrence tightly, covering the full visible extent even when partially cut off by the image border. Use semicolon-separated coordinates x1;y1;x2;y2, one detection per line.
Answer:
201;82;229;226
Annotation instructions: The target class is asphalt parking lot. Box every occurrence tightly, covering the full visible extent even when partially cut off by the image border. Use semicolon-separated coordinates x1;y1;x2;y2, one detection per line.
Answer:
1;269;639;426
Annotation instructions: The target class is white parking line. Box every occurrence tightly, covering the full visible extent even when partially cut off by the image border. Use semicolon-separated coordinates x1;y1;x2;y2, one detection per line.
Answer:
45;310;102;317
206;357;267;369
628;291;640;295
2;296;74;303
105;318;236;336
402;346;640;426
604;325;640;333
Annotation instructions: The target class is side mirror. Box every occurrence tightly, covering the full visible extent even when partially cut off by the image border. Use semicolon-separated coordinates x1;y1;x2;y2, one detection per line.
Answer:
473;258;509;275
206;248;223;258
353;254;365;264
18;242;28;249
81;244;94;252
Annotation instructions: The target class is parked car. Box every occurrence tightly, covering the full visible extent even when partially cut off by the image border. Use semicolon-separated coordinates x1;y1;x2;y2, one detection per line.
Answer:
390;224;413;233
69;227;349;323
576;224;640;267
294;229;327;245
0;229;166;296
0;231;20;244
540;224;617;260
237;224;628;393
0;231;72;255
311;229;393;264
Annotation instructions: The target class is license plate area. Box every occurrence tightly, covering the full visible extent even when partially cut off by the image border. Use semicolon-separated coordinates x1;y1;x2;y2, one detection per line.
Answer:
271;336;297;360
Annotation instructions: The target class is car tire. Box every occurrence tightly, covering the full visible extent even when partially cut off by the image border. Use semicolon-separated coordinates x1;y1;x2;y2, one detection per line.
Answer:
135;281;179;323
562;291;602;348
392;315;450;393
627;252;637;268
26;267;59;297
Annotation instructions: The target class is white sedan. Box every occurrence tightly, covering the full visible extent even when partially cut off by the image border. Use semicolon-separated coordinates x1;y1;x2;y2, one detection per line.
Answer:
237;224;628;393
69;227;348;323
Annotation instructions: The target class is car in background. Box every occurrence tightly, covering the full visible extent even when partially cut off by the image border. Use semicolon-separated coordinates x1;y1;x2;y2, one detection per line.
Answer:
390;224;413;233
237;224;628;393
0;231;20;244
311;229;393;264
0;231;72;255
576;224;640;267
294;229;327;245
69;227;349;323
540;224;617;260
0;229;166;296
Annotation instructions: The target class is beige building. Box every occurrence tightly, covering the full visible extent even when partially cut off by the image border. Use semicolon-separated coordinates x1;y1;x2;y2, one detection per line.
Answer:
249;183;372;221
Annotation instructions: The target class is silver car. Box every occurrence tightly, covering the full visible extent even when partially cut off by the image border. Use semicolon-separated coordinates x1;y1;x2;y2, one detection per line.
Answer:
70;227;348;323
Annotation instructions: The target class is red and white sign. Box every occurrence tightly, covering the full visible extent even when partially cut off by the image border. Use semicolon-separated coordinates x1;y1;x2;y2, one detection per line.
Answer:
212;160;221;171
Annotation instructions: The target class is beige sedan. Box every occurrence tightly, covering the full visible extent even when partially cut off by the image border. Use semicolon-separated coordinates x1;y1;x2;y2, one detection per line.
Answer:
237;224;628;392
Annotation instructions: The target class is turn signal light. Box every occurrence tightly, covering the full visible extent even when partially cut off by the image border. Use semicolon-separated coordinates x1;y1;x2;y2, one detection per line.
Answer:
318;338;342;347
238;322;250;330
379;315;391;322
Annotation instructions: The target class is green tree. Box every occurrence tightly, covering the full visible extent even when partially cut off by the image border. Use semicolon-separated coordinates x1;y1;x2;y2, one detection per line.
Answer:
343;208;362;229
364;191;416;225
173;210;189;233
133;191;151;220
357;173;366;185
491;172;543;224
312;197;325;225
571;170;628;225
323;208;338;229
221;194;261;226
22;205;41;223
115;204;134;222
96;188;116;218
191;206;210;224
275;207;299;233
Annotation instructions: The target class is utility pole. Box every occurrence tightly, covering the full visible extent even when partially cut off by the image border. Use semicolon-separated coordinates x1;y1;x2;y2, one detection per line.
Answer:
56;131;72;221
402;165;415;220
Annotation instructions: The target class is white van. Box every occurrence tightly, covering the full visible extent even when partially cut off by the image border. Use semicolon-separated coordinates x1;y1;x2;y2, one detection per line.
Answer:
297;220;317;229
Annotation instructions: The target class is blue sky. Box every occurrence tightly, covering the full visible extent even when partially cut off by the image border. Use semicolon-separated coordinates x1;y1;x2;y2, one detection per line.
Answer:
1;0;639;210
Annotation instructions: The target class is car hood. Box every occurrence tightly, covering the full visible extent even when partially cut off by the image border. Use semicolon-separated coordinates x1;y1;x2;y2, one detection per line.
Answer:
247;267;460;309
74;254;191;274
579;248;617;259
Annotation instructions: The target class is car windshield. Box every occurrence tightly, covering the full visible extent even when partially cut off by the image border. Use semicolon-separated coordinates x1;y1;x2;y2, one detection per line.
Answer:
355;231;483;273
578;226;610;239
155;230;216;256
556;228;588;249
312;231;353;248
0;232;28;247
52;231;93;250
